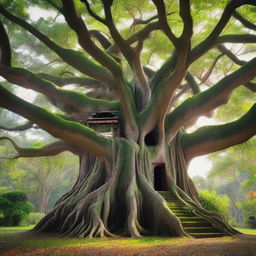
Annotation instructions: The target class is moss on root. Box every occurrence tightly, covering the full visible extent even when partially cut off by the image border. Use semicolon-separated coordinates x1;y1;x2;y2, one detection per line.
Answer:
32;138;236;238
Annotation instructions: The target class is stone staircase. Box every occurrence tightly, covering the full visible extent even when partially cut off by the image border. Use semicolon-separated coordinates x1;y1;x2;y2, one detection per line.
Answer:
159;191;226;238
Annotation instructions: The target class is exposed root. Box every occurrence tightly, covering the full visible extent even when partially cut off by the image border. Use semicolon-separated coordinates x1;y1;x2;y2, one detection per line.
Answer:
138;172;187;237
32;137;235;238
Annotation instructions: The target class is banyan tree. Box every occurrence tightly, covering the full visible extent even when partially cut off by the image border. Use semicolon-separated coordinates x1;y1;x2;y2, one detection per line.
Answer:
0;0;256;238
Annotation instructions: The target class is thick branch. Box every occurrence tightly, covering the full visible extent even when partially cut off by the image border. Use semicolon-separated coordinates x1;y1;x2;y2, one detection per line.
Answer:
107;22;161;55
0;19;11;66
152;0;178;47
215;34;256;45
244;81;256;92
233;10;256;31
61;0;121;76
81;0;106;24
89;30;112;50
60;1;137;135
185;72;200;94
217;45;256;92
36;73;106;89
0;137;79;159
147;0;192;108
0;84;110;158
102;0;150;106
166;57;256;142
0;65;118;114
189;0;256;64
152;33;256;91
141;63;187;142
102;1;135;64
0;121;33;131
0;6;113;85
143;51;188;135
217;45;246;66
150;52;177;91
179;0;193;54
181;104;256;162
131;14;160;28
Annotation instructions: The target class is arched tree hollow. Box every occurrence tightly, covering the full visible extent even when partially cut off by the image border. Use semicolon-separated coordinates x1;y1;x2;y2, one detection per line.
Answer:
1;0;256;238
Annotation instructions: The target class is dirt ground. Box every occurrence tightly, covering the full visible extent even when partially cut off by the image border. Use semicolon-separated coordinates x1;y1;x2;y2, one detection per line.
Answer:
0;234;256;256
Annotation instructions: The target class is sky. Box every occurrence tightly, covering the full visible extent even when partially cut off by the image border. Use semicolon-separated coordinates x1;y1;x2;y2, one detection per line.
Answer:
187;116;217;177
188;155;212;178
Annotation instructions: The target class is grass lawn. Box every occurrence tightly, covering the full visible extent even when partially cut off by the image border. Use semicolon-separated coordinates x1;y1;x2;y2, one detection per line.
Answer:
0;226;255;256
236;227;256;235
0;225;34;232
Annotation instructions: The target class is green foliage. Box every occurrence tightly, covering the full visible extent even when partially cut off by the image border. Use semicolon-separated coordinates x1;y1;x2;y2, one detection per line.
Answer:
192;175;215;191
237;197;256;228
1;190;27;202
22;212;46;225
0;149;78;212
0;191;34;226
216;87;256;122
199;190;230;220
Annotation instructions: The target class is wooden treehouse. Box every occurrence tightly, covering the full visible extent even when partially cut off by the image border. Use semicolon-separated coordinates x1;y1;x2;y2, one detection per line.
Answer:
86;111;119;137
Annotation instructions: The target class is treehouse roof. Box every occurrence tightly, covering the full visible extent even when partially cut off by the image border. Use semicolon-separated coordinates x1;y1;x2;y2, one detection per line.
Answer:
86;111;119;125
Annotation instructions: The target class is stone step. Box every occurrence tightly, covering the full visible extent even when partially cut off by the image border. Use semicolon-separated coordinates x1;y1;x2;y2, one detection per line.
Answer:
171;209;193;213
165;197;177;200
172;210;194;215
181;221;211;227
184;226;219;233
167;204;187;209
174;213;195;217
165;198;178;201
179;216;206;221
167;206;183;209
159;191;227;239
172;211;194;215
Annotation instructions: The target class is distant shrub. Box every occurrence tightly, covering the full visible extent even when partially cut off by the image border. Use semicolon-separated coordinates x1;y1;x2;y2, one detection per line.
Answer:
237;198;256;228
1;191;27;202
199;190;230;220
26;212;46;225
0;191;34;226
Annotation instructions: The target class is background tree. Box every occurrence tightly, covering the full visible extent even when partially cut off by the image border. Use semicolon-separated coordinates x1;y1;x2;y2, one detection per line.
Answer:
201;86;256;226
0;110;79;213
0;0;256;238
0;151;78;213
0;191;34;226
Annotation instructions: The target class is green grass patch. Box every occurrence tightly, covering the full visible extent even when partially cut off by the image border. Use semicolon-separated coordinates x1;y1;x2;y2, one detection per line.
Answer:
0;225;249;252
0;226;198;250
0;225;34;231
236;228;256;235
21;236;189;249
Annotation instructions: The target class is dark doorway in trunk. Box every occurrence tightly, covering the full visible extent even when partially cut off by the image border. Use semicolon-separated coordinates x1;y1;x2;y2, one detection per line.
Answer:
154;163;168;191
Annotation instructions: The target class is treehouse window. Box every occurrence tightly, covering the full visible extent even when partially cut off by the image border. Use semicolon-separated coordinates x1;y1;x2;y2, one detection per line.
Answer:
153;163;168;191
86;111;119;137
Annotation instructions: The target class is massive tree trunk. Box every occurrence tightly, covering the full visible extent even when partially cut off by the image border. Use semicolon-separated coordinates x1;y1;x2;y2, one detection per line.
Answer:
32;134;237;238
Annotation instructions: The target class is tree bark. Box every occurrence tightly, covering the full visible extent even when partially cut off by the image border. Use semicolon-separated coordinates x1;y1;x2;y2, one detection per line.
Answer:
32;135;238;238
